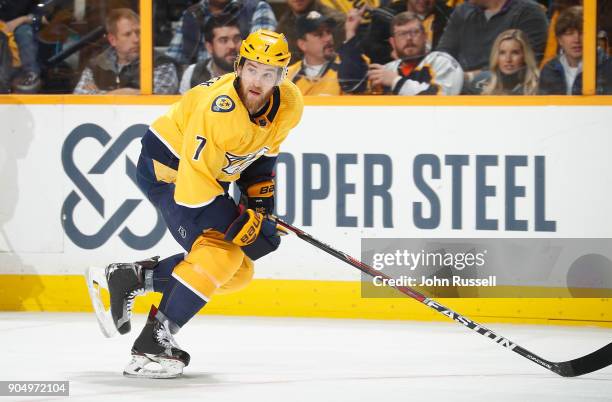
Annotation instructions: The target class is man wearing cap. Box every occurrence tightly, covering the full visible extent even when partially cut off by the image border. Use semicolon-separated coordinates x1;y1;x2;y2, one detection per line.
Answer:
277;0;345;62
287;10;367;95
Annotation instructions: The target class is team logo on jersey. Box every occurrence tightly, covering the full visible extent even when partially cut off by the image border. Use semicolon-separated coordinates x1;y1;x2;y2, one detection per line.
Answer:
199;76;222;87
211;95;235;113
222;147;270;176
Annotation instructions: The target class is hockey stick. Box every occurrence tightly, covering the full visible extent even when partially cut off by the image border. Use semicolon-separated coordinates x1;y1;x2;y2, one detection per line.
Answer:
273;217;612;377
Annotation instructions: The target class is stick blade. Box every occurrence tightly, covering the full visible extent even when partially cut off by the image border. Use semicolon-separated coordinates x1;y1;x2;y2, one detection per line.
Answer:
555;342;612;377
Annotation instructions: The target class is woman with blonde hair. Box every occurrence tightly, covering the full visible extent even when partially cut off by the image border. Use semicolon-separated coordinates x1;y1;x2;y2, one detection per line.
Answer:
482;29;539;95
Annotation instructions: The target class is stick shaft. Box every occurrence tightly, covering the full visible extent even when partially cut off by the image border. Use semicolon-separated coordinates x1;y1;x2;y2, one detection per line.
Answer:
275;219;567;375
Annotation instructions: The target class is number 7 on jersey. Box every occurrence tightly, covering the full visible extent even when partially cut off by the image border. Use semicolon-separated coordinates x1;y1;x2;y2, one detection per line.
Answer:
193;135;207;160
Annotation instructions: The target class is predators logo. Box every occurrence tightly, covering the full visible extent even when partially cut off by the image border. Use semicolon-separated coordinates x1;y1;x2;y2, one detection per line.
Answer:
211;95;235;113
222;147;269;176
199;76;222;87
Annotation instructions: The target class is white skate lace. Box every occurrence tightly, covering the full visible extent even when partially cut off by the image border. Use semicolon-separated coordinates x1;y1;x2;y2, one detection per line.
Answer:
125;287;144;320
122;262;146;320
154;325;179;350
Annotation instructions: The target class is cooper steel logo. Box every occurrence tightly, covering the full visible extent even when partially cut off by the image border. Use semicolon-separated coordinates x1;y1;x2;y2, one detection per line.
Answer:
61;123;166;250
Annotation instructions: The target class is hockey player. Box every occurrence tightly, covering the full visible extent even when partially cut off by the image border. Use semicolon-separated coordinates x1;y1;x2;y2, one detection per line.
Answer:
86;29;303;378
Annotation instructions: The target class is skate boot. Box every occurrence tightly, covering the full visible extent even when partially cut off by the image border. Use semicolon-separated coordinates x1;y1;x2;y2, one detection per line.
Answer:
86;256;158;337
124;306;190;378
106;257;159;335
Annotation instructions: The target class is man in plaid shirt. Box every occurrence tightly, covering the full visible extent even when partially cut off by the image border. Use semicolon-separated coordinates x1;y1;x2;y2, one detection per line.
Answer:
74;8;178;95
165;0;277;66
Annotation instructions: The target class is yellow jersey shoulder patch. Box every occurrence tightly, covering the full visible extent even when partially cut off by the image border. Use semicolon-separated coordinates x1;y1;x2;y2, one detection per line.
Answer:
211;95;235;113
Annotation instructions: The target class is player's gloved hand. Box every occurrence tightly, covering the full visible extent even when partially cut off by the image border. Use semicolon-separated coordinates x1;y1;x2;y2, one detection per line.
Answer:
246;179;275;215
224;209;287;260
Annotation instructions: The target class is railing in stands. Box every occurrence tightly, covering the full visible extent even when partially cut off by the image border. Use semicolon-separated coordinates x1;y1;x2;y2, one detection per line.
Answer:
0;0;608;104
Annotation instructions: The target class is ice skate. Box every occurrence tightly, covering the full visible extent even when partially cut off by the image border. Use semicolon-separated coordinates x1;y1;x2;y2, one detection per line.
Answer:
85;257;158;337
124;306;190;379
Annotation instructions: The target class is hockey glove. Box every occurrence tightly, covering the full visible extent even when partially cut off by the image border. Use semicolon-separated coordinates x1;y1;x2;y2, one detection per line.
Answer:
246;179;275;215
225;209;287;260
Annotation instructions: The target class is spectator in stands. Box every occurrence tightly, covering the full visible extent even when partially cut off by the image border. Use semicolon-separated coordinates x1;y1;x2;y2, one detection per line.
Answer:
407;0;452;50
598;0;612;55
73;8;178;95
540;0;580;68
478;29;539;95
539;6;612;95
436;0;548;91
598;30;609;56
363;11;463;95
0;0;42;92
318;0;380;14
287;10;366;95
317;0;380;41
179;15;241;93
0;31;14;93
277;0;345;62
165;0;276;66
364;0;452;65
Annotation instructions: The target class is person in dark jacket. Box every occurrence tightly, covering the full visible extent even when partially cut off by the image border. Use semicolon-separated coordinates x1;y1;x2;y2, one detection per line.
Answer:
73;8;178;94
0;0;41;92
539;6;612;95
179;15;241;93
436;0;548;92
165;0;276;66
363;0;452;65
0;30;14;92
277;0;345;62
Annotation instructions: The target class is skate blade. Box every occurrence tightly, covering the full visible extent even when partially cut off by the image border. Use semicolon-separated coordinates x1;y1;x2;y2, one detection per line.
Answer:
85;266;119;338
123;354;185;379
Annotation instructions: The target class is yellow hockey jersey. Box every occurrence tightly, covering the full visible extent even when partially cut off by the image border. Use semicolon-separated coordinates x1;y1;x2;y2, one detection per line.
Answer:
150;73;304;207
287;58;342;96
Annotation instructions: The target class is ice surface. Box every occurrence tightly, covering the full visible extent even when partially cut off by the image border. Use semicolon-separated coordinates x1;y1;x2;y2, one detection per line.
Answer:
1;312;611;401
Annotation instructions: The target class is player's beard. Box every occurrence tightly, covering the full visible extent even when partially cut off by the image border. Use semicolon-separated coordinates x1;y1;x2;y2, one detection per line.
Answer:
239;83;274;115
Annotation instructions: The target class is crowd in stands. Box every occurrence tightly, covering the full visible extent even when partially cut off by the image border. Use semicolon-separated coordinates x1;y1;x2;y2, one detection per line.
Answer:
0;0;611;95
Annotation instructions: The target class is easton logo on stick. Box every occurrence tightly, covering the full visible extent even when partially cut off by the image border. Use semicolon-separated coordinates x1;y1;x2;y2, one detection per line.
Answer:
276;217;612;377
424;299;517;350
